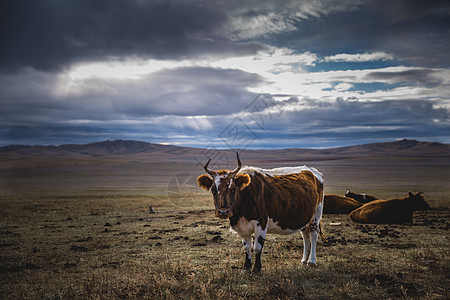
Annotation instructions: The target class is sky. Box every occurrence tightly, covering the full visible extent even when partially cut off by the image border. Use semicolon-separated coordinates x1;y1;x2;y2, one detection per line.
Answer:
1;0;449;149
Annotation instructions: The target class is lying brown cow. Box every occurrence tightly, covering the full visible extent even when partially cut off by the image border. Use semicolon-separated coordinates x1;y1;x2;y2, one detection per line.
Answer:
349;192;429;224
323;194;363;214
345;189;378;203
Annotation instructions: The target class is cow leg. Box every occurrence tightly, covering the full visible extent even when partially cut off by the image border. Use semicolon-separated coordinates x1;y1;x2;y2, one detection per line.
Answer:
252;224;267;273
300;226;311;264
242;236;252;271
307;202;323;265
308;226;319;265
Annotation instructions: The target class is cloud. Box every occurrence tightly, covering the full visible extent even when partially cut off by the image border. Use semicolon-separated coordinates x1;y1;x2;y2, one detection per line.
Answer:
0;0;265;72
365;0;450;23
274;1;450;67
365;69;443;87
2;0;448;73
324;52;394;62
63;53;449;108
223;0;360;40
0;66;266;129
1;66;449;147
0;65;268;146
67;47;318;81
242;65;450;103
237;97;450;148
73;67;266;117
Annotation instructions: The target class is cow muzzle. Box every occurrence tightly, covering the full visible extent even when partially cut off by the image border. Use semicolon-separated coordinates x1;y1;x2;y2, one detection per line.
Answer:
216;208;233;219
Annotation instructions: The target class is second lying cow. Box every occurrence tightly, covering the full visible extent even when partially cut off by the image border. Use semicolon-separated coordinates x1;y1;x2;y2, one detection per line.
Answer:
345;189;378;203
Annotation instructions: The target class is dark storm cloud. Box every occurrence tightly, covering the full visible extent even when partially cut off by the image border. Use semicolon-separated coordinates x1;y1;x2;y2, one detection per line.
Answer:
2;0;449;71
365;0;450;23
0;67;265;146
72;67;265;117
244;97;450;148
0;0;265;72
0;67;265;126
274;0;450;67
365;69;443;87
136;67;266;116
363;0;450;67
270;99;438;134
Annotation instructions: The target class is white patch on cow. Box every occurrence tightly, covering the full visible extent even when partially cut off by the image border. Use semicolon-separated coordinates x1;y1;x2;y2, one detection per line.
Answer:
242;236;252;262
230;217;258;237
231;217;302;236
239;165;324;184
267;218;301;235
214;175;226;194
314;201;324;224
254;224;267;253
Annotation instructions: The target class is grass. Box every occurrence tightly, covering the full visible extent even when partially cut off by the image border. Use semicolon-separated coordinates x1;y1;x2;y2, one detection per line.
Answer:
0;158;449;299
0;192;448;299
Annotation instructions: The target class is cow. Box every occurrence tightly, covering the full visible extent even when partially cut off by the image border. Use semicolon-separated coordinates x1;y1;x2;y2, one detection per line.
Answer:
323;194;363;214
349;192;429;224
345;189;378;203
197;153;324;273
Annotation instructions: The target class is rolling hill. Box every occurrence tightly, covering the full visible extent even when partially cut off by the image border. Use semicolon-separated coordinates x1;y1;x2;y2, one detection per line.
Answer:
1;139;448;196
0;139;449;168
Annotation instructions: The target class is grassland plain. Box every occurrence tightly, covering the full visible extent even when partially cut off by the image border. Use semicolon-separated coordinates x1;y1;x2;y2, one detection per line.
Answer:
0;158;449;299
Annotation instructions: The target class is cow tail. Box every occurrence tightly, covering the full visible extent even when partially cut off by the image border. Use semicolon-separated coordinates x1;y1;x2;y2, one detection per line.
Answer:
319;221;326;241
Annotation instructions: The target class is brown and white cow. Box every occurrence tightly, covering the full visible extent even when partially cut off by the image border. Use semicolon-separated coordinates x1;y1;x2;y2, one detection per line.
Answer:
323;194;363;214
349;192;429;224
197;153;324;273
345;189;378;203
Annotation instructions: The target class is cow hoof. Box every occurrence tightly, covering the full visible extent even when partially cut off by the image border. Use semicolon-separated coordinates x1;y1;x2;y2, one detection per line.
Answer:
301;260;308;265
251;268;262;275
241;268;251;274
307;261;317;266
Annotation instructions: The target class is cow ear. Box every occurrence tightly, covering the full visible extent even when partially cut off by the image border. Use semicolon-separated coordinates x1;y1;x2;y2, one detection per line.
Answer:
408;192;414;198
235;173;251;191
197;174;213;191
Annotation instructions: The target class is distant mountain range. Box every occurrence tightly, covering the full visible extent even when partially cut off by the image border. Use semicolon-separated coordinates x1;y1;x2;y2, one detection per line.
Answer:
1;139;449;166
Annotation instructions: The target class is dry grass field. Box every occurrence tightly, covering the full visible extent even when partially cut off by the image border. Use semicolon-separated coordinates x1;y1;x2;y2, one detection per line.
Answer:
0;157;449;299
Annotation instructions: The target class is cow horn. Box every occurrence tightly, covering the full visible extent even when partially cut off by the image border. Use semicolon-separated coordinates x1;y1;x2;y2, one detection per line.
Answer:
203;159;217;178
231;152;242;178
